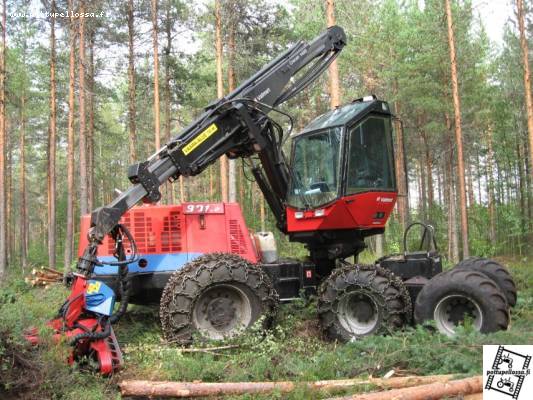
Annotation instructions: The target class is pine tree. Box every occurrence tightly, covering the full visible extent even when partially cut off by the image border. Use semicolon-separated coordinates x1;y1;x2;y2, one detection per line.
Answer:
78;1;88;216
445;0;469;258
152;0;161;152
64;0;77;274
47;0;57;269
127;0;137;163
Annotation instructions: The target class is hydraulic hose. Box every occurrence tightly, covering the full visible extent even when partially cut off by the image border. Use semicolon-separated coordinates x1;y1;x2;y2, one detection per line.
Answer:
69;318;111;346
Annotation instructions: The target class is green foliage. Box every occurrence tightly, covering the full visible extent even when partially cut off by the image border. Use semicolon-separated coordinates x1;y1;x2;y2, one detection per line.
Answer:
1;259;531;399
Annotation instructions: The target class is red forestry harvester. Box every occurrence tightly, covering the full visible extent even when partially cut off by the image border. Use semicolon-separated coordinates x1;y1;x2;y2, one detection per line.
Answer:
26;26;516;375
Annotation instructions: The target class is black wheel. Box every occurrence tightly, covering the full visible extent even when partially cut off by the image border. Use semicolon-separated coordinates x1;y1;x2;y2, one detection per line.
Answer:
159;253;279;343
414;269;509;336
318;264;412;341
454;257;517;307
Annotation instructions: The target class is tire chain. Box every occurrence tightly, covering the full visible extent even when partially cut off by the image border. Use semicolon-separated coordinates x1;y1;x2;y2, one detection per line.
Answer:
317;263;412;341
159;253;279;344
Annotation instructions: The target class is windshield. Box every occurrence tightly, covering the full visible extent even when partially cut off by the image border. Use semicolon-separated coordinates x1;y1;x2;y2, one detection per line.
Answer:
346;116;395;193
288;128;342;209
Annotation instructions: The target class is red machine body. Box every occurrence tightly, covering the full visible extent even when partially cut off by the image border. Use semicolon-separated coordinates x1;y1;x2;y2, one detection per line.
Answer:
286;192;397;232
78;202;259;264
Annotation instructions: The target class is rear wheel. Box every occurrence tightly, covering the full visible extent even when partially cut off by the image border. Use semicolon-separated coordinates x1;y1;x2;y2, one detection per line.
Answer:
414;269;509;336
159;253;279;343
454;257;517;307
318;264;412;341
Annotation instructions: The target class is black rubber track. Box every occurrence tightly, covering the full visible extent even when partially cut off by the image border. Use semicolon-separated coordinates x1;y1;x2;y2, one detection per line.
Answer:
414;268;509;334
454;257;517;307
159;253;279;344
317;264;412;342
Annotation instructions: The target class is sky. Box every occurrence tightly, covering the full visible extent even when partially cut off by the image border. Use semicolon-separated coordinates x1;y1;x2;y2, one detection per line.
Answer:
471;0;514;45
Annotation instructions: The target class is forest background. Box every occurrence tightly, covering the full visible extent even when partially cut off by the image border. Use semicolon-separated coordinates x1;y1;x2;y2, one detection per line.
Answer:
0;0;531;279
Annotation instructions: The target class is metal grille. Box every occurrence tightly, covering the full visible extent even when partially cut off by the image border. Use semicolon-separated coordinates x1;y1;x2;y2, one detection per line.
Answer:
229;219;247;255
132;211;156;253
161;211;182;252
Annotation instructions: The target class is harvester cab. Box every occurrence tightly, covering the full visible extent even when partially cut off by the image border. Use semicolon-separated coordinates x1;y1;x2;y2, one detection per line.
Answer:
26;25;516;375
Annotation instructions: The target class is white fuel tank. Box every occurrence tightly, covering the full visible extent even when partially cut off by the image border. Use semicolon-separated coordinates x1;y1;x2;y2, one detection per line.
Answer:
253;231;278;264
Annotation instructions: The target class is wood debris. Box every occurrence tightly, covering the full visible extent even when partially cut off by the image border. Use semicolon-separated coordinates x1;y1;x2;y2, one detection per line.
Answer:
25;267;63;288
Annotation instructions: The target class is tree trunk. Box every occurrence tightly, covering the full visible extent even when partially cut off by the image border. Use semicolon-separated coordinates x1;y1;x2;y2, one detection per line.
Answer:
326;0;341;108
487;126;496;242
6;127;12;263
127;0;137;164
421;129;434;212
0;0;6;278
78;3;88;216
227;16;237;202
215;0;228;202
437;167;443;205
20;95;28;270
445;0;469;258
467;162;475;207
47;1;57;269
445;113;459;263
152;0;161;152
260;188;265;231
164;3;173;204
87;28;95;212
517;143;527;244
64;0;76;274
393;98;408;231
517;0;533;178
419;159;427;221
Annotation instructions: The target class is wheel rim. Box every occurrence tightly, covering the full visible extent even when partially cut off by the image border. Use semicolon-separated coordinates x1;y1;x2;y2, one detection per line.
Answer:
433;294;483;336
337;290;380;336
192;284;252;340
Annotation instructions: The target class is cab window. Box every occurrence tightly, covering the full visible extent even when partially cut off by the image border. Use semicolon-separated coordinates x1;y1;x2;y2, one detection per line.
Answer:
346;116;395;194
288;127;342;209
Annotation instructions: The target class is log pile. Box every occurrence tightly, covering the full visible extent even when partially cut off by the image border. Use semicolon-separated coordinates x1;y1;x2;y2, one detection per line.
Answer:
119;374;483;398
25;267;62;288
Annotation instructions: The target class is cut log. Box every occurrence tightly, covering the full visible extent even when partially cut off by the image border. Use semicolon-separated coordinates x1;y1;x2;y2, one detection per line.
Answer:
119;374;455;398
40;266;62;276
326;376;482;400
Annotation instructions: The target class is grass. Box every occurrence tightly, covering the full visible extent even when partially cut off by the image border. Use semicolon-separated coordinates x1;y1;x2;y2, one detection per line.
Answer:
1;257;532;399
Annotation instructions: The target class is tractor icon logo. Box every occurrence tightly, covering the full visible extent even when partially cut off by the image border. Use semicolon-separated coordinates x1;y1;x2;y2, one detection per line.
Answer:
497;353;514;370
484;345;531;399
497;377;515;393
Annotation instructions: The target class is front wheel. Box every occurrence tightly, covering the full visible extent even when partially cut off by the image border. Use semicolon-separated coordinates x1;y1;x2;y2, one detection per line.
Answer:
159;253;279;343
318;264;412;341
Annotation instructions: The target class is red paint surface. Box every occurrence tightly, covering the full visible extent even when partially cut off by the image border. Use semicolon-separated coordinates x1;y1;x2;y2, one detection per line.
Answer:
78;202;259;263
286;192;397;233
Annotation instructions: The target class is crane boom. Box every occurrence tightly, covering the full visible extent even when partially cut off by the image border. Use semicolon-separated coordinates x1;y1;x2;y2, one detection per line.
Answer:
83;26;346;270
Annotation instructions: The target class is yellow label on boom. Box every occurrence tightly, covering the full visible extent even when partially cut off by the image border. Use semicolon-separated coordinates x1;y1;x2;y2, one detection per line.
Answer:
86;281;101;294
182;123;218;155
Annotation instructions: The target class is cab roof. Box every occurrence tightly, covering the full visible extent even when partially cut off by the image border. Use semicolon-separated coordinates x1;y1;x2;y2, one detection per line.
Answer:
292;98;391;137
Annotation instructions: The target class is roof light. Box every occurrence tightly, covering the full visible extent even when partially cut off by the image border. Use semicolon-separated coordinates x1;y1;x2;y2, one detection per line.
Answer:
363;95;374;102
